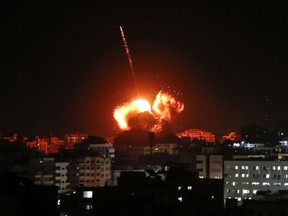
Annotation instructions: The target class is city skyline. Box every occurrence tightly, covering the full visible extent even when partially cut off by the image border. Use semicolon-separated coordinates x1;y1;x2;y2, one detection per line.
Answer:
1;1;288;138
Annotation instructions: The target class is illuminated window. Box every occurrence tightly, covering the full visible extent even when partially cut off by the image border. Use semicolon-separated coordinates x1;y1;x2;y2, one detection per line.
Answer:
178;186;182;190
243;189;250;194
255;166;259;170
85;204;93;210
235;166;238;170
262;182;270;186
252;182;259;185
278;166;281;170
253;190;257;194
83;191;93;198
241;174;245;178
284;166;288;170
273;183;281;186
187;186;192;190
178;197;183;202
266;174;270;178
235;173;239;177
232;182;236;186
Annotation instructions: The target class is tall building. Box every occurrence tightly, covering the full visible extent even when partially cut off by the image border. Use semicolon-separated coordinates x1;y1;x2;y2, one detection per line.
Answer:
196;155;223;179
78;155;112;187
55;161;69;194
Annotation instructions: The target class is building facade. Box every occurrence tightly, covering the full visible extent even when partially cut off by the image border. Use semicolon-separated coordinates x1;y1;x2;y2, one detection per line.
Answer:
224;159;288;204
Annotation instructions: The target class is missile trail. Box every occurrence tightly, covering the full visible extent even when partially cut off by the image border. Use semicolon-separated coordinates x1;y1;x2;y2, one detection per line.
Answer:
119;26;140;97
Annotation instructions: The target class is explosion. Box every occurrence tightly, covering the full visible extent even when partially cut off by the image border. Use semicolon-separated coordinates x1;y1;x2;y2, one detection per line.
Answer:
114;91;184;133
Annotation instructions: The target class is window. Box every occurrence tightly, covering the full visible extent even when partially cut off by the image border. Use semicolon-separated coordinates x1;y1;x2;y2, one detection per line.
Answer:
85;204;93;210
83;191;93;198
178;197;183;202
187;186;192;190
243;189;250;194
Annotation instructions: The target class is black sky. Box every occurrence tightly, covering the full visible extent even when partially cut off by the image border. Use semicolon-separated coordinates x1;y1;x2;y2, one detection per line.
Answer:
1;0;288;138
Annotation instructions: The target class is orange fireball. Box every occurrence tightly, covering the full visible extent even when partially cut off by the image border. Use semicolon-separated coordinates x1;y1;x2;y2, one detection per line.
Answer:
114;91;184;132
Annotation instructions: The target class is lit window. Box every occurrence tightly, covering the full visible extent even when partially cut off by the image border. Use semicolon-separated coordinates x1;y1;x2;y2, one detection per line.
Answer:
85;204;93;210
187;186;192;190
266;174;270;178
278;166;281;170
178;197;183;202
284;183;288;186
253;190;257;194
235;174;239;177
235;166;238;170
273;183;281;186
243;189;250;194
252;182;259;185
178;186;182;190
241;174;245;178
255;166;259;170
83;191;93;198
232;182;236;186
284;166;288;170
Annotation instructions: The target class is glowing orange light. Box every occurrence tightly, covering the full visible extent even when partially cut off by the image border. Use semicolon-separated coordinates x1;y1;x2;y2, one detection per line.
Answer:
113;91;184;132
131;99;151;112
113;98;151;130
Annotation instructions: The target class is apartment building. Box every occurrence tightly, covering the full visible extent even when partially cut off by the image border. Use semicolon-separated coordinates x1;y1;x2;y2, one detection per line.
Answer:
78;155;112;187
55;161;69;194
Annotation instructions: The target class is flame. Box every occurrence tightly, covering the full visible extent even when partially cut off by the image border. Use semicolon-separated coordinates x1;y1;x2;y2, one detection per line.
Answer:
114;91;184;132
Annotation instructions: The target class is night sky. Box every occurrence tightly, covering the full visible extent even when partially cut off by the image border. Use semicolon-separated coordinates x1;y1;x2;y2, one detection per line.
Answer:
1;1;288;138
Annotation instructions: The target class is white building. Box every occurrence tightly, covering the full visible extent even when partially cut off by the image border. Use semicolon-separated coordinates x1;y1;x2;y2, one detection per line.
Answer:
78;156;112;187
224;159;288;204
55;162;69;194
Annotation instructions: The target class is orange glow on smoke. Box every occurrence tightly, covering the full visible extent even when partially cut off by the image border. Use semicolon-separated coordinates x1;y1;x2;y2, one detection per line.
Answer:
114;91;184;132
